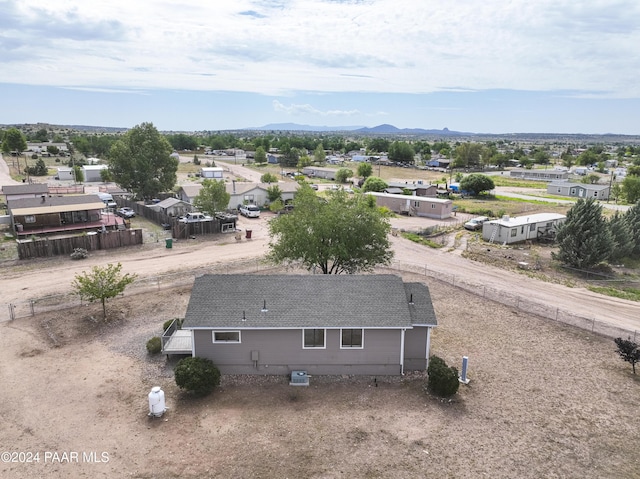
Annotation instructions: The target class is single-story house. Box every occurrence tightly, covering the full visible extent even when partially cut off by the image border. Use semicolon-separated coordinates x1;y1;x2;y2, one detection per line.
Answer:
546;181;610;200
2;183;49;202
302;166;338;180
509;169;569;181
267;154;279;164
82;165;109;182
200;167;224;179
228;182;299;208
384;181;437;197
173;274;437;375
26;142;69;154
350;155;371;163
147;197;193;217
367;192;453;219
176;184;203;204
7;194;121;236
482;213;566;244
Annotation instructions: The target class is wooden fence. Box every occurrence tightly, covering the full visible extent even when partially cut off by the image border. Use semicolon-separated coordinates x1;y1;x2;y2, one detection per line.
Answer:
17;229;144;259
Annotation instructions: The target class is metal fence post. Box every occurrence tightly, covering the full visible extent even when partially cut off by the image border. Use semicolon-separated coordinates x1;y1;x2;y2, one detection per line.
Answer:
30;300;35;316
9;304;15;321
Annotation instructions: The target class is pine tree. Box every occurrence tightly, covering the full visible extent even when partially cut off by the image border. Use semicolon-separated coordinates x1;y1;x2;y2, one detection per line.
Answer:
608;212;635;263
553;197;612;269
625;200;640;258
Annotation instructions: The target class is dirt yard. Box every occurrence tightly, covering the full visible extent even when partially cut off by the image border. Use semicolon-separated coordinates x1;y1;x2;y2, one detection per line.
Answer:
1;270;638;479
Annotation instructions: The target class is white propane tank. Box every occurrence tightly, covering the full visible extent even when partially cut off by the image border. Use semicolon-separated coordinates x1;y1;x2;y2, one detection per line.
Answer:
148;386;166;418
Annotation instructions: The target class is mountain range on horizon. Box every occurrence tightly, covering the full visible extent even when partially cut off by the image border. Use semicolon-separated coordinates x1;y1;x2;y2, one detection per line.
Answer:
247;123;471;135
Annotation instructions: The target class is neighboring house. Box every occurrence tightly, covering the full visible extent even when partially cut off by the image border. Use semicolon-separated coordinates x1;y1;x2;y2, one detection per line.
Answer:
82;165;109;182
482;213;566;244
267;154;279;164
546;181;610;200
384;181;437;197
172;274;437;375
26;142;69;154
367;192;453;219
350;155;371;163
7;194;121;236
509;169;569;181
302;166;337;180
227;182;299;208
2;183;49;202
200;167;224;179
147;197;193;217
176;184;202;204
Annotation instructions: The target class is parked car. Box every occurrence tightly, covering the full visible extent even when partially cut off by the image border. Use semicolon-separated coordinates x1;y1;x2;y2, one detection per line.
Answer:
116;207;136;218
277;204;294;215
310;184;318;190
464;216;489;231
179;212;213;223
239;204;261;218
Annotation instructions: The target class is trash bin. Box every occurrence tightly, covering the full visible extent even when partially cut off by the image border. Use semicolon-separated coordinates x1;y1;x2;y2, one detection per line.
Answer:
165;238;173;249
245;229;252;239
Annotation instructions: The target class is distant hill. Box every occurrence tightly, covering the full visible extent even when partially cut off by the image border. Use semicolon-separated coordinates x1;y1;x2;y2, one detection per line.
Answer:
247;123;472;135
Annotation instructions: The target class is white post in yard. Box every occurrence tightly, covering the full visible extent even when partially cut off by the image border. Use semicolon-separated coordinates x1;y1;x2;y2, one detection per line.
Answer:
459;356;470;384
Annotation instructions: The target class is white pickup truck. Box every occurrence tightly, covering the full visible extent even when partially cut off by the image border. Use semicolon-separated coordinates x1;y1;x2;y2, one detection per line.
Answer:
179;212;213;223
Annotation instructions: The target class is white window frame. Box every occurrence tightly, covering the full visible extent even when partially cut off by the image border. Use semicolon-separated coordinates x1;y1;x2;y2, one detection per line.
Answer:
510;228;517;237
302;328;326;349
24;215;36;224
413;201;420;208
340;328;364;349
212;330;241;343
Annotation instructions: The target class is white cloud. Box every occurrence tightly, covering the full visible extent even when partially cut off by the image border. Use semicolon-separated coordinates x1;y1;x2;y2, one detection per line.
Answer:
0;0;639;99
272;100;360;116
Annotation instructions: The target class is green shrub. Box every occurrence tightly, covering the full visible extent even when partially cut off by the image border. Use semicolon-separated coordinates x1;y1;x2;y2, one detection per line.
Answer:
174;357;221;396
163;318;183;332
146;336;162;354
427;355;459;397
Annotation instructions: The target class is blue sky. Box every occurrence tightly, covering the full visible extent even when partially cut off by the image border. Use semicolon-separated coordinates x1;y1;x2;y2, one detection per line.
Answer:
1;0;639;135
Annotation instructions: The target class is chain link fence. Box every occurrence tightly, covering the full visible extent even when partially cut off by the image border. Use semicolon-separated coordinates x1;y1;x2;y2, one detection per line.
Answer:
2;257;638;342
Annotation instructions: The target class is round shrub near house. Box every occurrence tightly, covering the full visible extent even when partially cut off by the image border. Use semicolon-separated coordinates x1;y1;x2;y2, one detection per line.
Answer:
146;336;162;354
426;355;460;397
174;357;221;396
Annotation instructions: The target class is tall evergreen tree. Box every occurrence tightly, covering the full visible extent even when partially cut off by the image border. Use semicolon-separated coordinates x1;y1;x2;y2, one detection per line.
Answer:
625;200;640;257
553;198;612;269
608;212;635;262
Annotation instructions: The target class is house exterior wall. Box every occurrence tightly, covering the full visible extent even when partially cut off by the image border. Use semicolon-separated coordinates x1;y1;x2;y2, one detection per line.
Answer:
546;183;610;200
192;328;404;375
403;326;429;371
372;195;452;219
13;208;102;232
201;168;224;178
483;217;565;244
510;170;569;181
302;167;337;180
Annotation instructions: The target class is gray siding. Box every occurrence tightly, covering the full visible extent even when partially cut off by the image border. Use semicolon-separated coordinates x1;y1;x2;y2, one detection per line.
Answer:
193;328;404;375
404;326;428;371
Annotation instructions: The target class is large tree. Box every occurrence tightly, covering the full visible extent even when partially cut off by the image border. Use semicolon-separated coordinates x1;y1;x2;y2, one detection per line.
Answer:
608;212;635;263
459;173;495;195
193;179;230;215
357;162;373;179
254;146;267;165
625;200;640;257
453;142;483;169
2;127;28;174
553;197;612;269
108;122;177;200
267;186;393;274
72;263;137;319
362;176;388;192
388;141;415;164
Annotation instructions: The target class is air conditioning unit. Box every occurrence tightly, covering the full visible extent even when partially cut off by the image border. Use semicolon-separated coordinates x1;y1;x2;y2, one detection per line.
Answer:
289;370;309;386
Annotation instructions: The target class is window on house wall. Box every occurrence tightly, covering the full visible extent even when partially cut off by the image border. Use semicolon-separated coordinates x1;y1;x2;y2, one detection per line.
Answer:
244;195;254;203
521;226;525;234
413;201;420;208
510;229;517;237
570;189;576;195
303;329;325;349
594;191;598;197
530;223;536;232
557;188;561;193
213;331;241;343
431;204;436;208
341;329;364;348
24;215;36;223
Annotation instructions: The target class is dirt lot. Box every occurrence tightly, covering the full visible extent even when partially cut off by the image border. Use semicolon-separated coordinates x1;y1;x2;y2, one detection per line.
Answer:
1;271;638;479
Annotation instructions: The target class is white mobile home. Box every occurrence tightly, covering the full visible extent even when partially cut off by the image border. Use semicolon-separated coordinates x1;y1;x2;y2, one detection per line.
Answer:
200;167;224;179
482;213;566;244
367;192;452;219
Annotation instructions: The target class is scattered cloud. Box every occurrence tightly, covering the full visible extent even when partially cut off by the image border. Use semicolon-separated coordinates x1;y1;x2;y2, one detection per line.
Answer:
273;100;360;117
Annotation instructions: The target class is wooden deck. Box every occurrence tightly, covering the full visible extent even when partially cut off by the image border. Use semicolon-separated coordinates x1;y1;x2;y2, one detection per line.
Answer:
162;330;193;355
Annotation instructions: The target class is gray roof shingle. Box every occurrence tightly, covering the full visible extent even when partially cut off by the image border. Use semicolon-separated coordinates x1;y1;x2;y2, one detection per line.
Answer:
183;274;437;330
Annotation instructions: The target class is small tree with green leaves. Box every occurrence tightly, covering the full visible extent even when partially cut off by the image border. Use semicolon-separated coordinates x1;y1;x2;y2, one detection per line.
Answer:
261;172;278;183
72;165;84;183
100;168;113;183
357;162;373;179
174;357;221;396
335;168;353;184
72;263;137;319
255;146;267;165
362;176;388;193
608;212;635;263
193;179;230;215
460;173;495;195
266;184;282;203
614;337;640;375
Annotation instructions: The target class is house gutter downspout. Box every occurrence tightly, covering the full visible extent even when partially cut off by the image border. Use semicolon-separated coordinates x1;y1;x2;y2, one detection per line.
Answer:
400;328;406;375
425;327;432;369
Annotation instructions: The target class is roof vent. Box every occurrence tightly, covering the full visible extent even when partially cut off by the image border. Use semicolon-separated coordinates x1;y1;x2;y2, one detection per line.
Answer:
261;300;268;313
242;310;246;321
409;293;414;305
